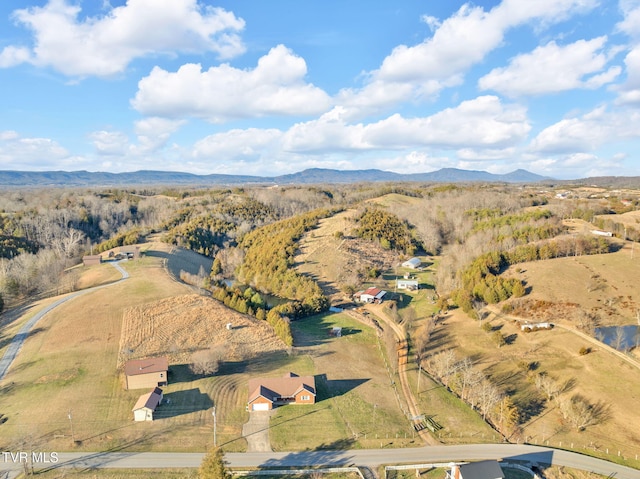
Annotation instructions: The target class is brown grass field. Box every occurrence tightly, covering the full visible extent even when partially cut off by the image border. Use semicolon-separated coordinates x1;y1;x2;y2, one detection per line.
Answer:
117;294;287;367
422;245;640;465
0;242;414;455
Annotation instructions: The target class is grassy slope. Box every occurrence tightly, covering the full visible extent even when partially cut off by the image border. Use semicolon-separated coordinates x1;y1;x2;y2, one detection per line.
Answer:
434;247;640;466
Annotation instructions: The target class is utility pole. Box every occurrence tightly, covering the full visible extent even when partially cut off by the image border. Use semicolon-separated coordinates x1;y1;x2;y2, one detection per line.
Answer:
212;406;217;447
417;363;422;394
68;410;75;445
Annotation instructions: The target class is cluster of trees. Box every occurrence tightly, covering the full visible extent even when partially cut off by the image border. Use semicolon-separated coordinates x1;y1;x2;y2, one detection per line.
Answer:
532;371;609;431
354;207;417;254
423;349;520;437
162;195;279;257
0;234;38;258
210;285;294;345
212;286;267;319
0;189;177;305
95;228;143;253
236;209;332;315
452;234;611;318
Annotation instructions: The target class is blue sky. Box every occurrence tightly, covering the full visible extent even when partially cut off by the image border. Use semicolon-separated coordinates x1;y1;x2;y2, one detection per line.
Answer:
1;0;639;179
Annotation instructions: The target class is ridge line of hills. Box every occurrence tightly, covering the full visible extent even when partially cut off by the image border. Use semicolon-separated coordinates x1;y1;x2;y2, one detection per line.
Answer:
0;167;637;187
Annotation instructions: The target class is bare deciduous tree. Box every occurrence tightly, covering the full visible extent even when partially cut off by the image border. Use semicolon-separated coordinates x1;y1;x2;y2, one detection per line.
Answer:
559;394;610;431
190;347;224;376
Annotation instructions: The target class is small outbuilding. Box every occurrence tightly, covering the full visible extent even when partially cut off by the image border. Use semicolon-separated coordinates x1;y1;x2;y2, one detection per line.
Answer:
397;279;419;290
124;357;169;390
132;387;163;422
82;255;102;266
402;257;421;269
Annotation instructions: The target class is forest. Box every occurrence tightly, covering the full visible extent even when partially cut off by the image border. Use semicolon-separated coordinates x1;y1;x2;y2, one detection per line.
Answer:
0;182;637;323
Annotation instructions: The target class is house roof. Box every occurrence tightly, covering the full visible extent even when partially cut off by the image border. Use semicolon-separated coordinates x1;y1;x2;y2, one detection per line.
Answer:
402;257;421;267
247;372;316;403
124;357;169;377
354;287;386;298
132;387;163;412
458;460;504;479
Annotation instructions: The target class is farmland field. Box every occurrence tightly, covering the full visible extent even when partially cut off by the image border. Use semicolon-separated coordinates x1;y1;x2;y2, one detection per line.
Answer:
0;243;417;454
419;246;640;465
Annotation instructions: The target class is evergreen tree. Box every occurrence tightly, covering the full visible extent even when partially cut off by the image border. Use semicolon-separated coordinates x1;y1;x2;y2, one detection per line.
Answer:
199;447;231;479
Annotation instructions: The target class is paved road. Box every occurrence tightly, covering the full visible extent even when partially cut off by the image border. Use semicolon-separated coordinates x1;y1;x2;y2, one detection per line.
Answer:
2;444;638;478
0;261;128;381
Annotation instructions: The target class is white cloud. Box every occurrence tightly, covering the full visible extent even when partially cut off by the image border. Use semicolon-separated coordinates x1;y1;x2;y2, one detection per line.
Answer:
617;0;640;38
193;128;282;162
615;46;640;105
420;15;441;32
372;151;452;174
133;117;185;154
90;130;129;156
479;37;621;96
0;132;70;169
0;46;32;68
457;147;518;161
3;0;245;77
530;106;640;153
283;96;530;152
338;0;597;117
132;45;332;121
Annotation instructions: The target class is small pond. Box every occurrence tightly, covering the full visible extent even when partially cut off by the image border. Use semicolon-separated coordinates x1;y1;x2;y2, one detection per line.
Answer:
595;325;640;351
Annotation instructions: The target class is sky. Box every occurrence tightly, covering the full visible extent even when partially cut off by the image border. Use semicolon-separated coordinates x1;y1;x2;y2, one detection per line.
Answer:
1;1;640;179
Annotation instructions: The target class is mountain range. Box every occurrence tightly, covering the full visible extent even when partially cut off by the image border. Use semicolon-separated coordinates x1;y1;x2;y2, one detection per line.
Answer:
0;167;552;187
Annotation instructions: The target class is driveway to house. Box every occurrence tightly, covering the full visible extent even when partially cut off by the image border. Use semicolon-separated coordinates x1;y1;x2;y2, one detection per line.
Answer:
242;411;272;452
0;261;128;381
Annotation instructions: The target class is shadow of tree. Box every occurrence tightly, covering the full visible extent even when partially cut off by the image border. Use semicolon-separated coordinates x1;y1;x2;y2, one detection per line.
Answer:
153;388;214;419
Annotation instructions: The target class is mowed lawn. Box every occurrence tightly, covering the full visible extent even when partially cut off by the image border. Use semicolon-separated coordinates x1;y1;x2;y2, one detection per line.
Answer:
270;312;418;451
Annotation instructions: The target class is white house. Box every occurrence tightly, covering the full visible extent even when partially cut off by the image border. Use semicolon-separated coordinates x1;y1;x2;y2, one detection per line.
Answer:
133;387;163;422
354;287;386;303
397;279;419;291
402;257;421;269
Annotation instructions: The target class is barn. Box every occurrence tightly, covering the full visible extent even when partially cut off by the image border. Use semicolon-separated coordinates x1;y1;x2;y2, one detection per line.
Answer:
82;255;102;266
353;287;386;304
124;357;169;390
402;257;421;269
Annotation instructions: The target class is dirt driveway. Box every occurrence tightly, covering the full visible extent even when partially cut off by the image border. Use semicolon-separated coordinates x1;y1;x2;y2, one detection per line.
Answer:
242;411;272;452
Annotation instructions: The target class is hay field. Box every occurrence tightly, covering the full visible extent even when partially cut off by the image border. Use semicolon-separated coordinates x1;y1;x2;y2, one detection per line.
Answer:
118;294;286;367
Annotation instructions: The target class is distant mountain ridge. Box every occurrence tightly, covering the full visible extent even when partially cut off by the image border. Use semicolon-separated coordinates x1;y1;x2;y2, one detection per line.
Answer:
0;167;551;187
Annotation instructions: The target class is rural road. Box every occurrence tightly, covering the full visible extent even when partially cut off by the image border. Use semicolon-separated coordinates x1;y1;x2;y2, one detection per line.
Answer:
2;444;639;478
0;261;128;381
